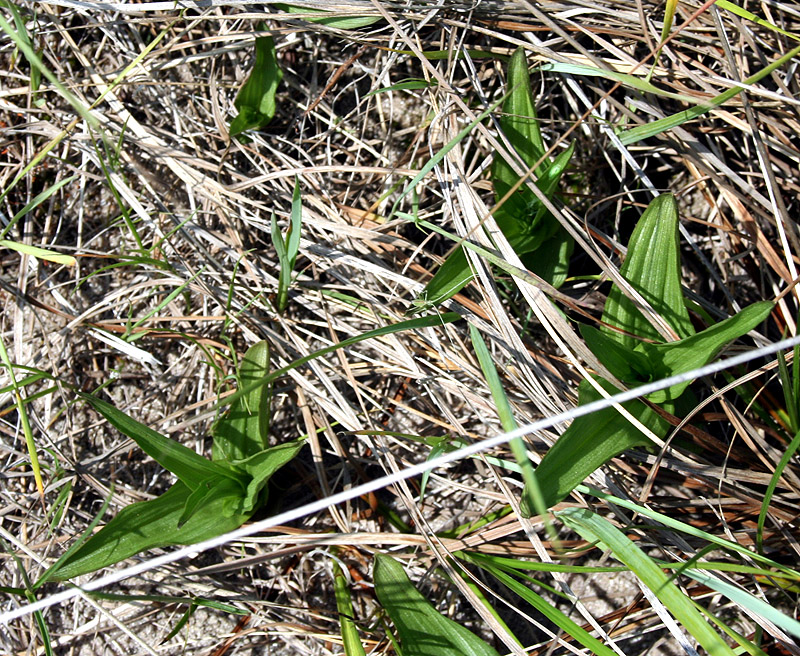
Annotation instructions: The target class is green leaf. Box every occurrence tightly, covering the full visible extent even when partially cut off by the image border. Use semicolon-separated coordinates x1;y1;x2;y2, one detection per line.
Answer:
460;552;619;656
229;33;283;137
373;554;501;656
522;224;573;288
334;560;367;656
50;479;247;580
413;144;574;313
557;508;737;656
521;377;669;513
602;194;695;348
579;324;653;385
275;4;381;29
496;47;545;178
80;392;236;490
213;341;272;462
638;301;773;403
236;440;305;513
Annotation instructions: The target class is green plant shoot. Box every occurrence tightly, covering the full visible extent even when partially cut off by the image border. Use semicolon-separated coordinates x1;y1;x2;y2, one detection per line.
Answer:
43;340;304;580
229;29;283;138
411;47;575;314
521;194;773;513
271;179;302;313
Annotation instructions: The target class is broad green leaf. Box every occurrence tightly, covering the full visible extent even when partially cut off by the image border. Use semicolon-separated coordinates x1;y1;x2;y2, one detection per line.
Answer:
236;440;305;513
275;4;381;29
50;479;247;580
638;301;773;403
579;324;653;385
80;393;236;490
229;33;283;137
496;47;545;178
557;508;737;656
521;377;669;513
602;194;695;348
373;554;500;656
334;560;367;656
460;552;618;656
413;144;574;313
213;341;272;462
523;224;573;288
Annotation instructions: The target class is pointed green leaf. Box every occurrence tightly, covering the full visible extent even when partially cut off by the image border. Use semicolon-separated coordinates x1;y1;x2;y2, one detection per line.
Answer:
522;377;669;513
177;478;227;528
638;301;773;403
237;440;305;513
602;194;694;348
557;508;737;656
373;554;501;656
50;479;247;580
495;47;545;178
229;33;283;137
213;341;272;462
334;560;367;656
80;392;236;489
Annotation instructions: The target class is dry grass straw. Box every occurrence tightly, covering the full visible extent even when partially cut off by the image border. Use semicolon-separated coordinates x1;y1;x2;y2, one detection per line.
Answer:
1;0;799;653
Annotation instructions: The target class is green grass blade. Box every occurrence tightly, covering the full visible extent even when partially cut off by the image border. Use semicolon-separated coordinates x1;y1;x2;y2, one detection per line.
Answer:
213;341;272;462
388;94;506;220
334;560;367;656
0;240;76;266
470;325;550;524
461;552;618;656
557;507;736;656
715;0;800;42
581;487;800;579
681;568;800;638
0;338;44;496
373;554;500;656
223;314;460;410
757;429;800;553
620;43;800;145
275;4;381;29
540;62;700;104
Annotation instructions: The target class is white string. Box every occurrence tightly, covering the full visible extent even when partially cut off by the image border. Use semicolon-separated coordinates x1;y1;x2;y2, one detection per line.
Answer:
3;332;799;624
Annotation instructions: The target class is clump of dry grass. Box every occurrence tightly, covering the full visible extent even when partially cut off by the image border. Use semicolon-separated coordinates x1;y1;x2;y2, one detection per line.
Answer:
1;0;799;653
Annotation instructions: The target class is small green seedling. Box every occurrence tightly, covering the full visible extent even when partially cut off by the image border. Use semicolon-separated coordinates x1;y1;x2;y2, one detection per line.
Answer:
412;47;574;313
373;554;501;656
522;194;773;513
42;341;304;581
229;29;283;138
271;179;302;313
